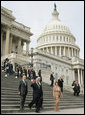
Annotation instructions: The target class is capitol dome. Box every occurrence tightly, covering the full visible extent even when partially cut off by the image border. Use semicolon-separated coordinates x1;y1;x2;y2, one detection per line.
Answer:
37;4;80;58
42;9;71;35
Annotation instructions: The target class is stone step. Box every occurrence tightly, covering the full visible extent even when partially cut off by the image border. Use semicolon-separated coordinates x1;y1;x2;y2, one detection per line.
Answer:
1;92;80;97
1;100;84;105
1;105;84;114
1;93;84;99
1;103;84;109
1;89;74;95
2;90;82;97
1;98;84;103
1;94;84;98
1;87;53;92
1;85;49;89
1;72;84;114
1;99;84;103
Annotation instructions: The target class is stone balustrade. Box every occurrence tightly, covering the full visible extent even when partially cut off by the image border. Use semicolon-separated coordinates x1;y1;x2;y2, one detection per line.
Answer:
72;57;84;65
1;53;29;63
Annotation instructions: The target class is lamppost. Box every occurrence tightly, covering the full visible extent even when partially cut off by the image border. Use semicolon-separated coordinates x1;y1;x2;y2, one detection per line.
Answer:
31;48;33;67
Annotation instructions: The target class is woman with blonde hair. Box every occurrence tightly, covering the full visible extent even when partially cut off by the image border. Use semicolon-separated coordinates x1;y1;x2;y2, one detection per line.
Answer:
53;81;62;111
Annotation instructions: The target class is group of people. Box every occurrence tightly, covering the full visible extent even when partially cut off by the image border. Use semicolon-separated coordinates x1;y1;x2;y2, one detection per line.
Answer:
15;65;42;81
72;80;80;96
15;65;28;78
2;58;14;77
18;75;43;113
18;71;64;112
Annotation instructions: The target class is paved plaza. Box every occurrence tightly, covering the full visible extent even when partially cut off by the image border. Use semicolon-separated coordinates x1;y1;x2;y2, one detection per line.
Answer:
8;108;84;114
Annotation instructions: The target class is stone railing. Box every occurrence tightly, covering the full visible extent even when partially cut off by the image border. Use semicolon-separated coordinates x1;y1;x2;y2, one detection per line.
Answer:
16;54;29;62
1;53;16;62
1;53;29;63
72;57;84;65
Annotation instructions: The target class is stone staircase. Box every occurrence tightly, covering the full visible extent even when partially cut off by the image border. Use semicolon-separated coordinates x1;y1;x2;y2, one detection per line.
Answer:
1;72;84;114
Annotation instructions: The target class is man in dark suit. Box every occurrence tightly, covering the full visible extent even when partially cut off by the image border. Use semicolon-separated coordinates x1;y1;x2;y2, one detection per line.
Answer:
74;81;80;96
28;78;41;112
38;77;43;109
58;77;64;92
38;70;42;82
50;73;54;87
18;75;28;110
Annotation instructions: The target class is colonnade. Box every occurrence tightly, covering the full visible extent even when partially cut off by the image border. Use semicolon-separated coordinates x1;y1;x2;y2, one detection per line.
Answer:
73;69;84;86
1;26;30;56
41;46;79;57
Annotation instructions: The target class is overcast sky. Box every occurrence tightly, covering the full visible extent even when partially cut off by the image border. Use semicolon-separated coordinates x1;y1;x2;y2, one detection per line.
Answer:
1;1;84;59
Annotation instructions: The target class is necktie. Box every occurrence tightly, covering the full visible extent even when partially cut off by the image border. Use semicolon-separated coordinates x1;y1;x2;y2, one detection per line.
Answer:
23;80;26;86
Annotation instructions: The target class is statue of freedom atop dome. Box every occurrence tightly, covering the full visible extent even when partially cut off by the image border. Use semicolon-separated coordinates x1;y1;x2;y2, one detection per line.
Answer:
54;3;56;11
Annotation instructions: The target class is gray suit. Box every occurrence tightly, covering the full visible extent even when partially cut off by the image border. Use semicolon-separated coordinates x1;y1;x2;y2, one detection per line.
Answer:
18;80;28;110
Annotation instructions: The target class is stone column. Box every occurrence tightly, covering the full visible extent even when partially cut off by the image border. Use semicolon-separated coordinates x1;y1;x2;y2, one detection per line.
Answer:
68;47;70;57
18;38;21;54
74;49;76;56
47;47;49;53
78;50;80;57
43;48;44;52
72;48;73;57
51;47;53;54
76;50;78;57
73;69;75;81
59;46;61;56
76;49;77;57
10;35;13;53
26;41;29;56
82;70;84;84
81;69;83;85
63;46;65;56
77;50;78;57
5;27;10;55
74;49;76;57
55;46;57;55
78;69;80;85
21;40;24;53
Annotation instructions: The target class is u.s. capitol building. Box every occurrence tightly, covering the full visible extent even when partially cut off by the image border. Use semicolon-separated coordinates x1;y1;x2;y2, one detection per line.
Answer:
32;5;84;92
